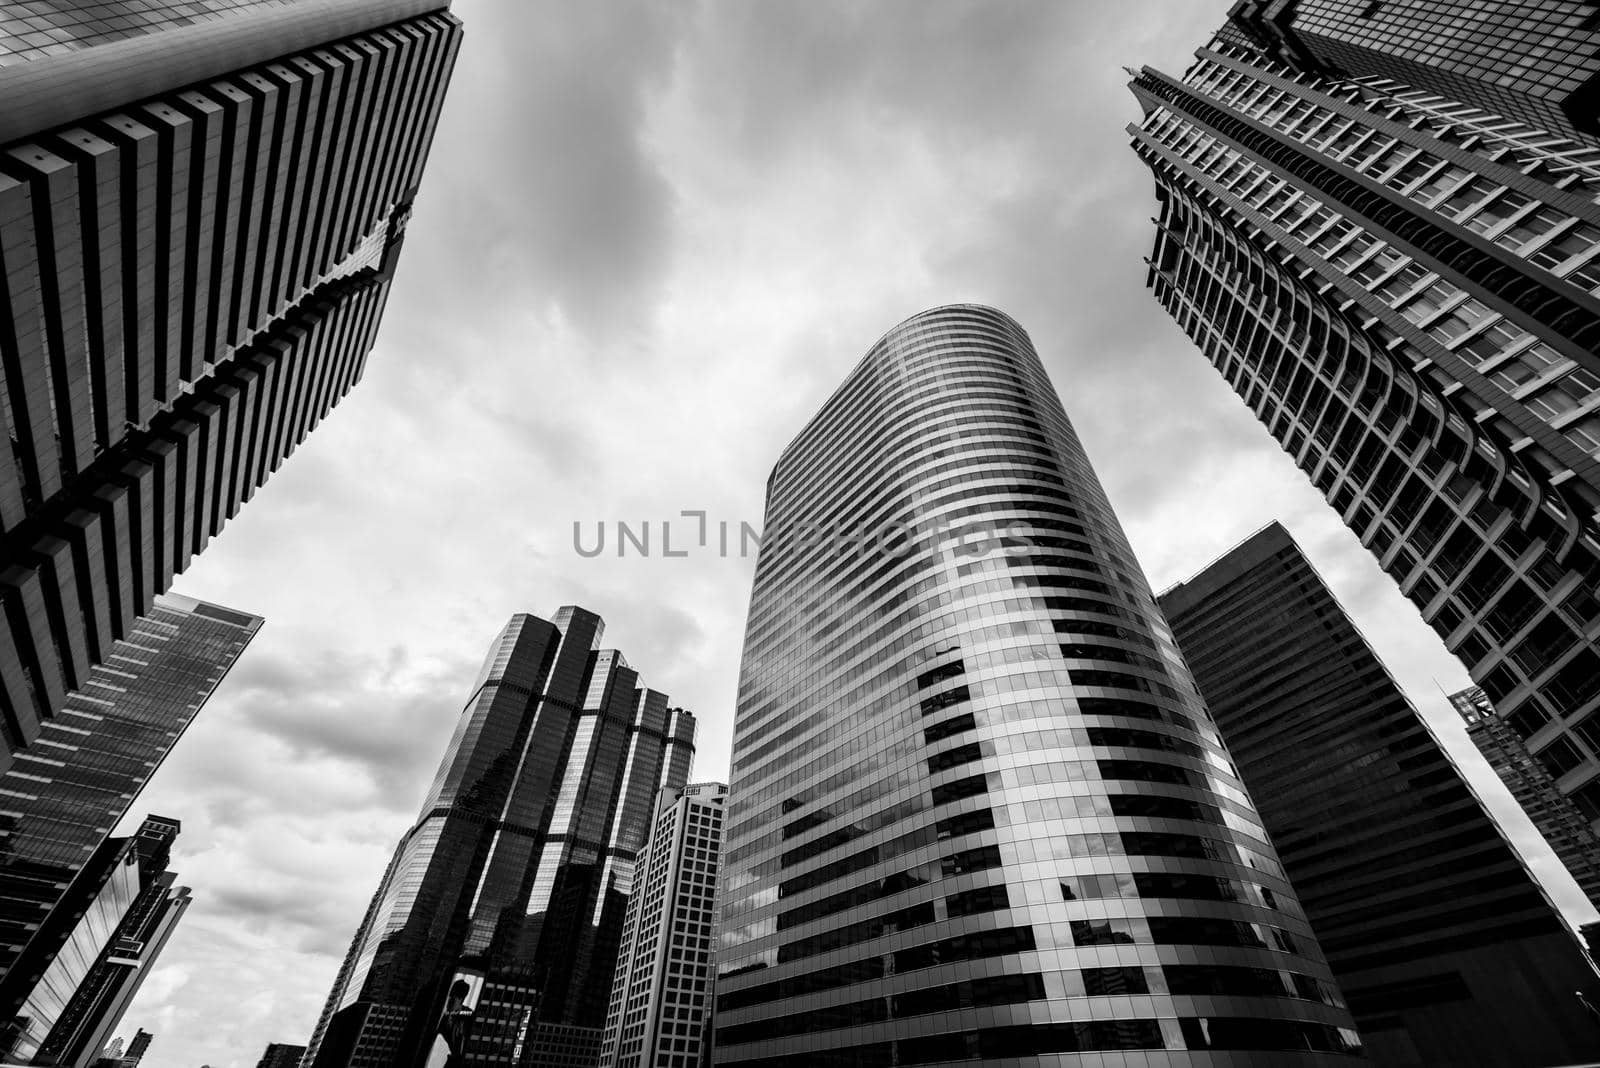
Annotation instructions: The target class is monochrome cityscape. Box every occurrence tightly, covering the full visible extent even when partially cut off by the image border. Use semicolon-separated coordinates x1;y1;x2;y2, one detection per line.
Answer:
0;1;1598;1067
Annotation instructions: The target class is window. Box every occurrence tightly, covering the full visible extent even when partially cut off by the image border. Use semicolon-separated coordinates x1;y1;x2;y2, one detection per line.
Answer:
1535;736;1586;779
1397;282;1454;323
1461;190;1531;235
1071;918;1139;946
1426;299;1493;343
1524;369;1598;421
1451;320;1527;365
1530;223;1600;272
1496;206;1567;252
1084;967;1149;995
946;883;1009;918
1570;775;1600;821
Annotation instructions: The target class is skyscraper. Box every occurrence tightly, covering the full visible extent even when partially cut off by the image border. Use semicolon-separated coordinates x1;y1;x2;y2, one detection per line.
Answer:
1128;16;1600;852
1159;522;1600;1067
715;305;1363;1066
305;607;696;1068
0;594;260;984
3;816;188;1063
1449;684;1600;909
600;782;726;1068
0;0;464;771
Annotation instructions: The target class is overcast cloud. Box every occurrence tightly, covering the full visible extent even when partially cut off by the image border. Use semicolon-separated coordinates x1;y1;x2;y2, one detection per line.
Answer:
109;2;1593;1064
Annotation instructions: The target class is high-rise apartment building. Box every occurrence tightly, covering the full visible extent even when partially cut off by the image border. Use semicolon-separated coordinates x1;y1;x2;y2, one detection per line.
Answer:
1159;523;1600;1067
1221;1;1600;149
0;0;463;771
601;782;726;1068
715;305;1363;1066
305;607;696;1068
1128;14;1600;859
1449;684;1600;909
0;594;259;985
3;816;188;1063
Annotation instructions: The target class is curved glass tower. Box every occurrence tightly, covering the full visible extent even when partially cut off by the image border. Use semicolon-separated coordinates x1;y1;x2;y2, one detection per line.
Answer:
713;305;1365;1066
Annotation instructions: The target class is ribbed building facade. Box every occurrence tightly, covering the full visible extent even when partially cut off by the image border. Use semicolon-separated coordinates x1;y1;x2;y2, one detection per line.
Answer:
305;607;696;1068
714;305;1363;1066
4;815;187;1064
0;0;463;771
601;782;726;1068
1449;684;1600;909
1128;21;1600;867
0;595;257;1002
1221;1;1600;149
1160;523;1600;1067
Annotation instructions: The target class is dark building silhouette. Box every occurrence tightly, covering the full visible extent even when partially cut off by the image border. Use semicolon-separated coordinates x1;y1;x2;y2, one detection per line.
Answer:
3;817;188;1063
1130;11;1600;868
0;594;256;996
1160;522;1600;1067
0;0;463;773
714;306;1364;1066
256;1043;306;1068
90;1027;153;1068
305;607;695;1068
1221;1;1600;147
600;782;726;1068
1450;684;1600;910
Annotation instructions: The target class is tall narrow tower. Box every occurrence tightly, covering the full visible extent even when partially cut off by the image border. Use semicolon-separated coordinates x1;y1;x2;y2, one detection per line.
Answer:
305;607;696;1068
0;0;464;771
714;306;1365;1065
1128;13;1600;854
600;782;726;1068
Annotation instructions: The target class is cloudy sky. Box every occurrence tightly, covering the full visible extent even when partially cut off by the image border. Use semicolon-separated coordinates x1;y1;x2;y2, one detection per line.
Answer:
106;2;1594;1064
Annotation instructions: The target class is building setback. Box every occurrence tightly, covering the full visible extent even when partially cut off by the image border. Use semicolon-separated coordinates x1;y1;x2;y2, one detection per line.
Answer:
0;0;463;772
601;782;726;1068
1128;15;1600;860
3;816;189;1063
305;607;696;1068
714;305;1364;1066
1159;522;1600;1067
1449;684;1600;911
0;595;258;997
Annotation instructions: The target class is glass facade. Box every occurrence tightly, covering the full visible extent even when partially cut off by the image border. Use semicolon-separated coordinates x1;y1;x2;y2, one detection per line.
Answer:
714;305;1363;1066
0;1;463;771
1159;523;1600;1066
1224;1;1600;147
601;782;726;1068
1128;28;1600;871
305;607;697;1068
1449;684;1600;910
0;594;256;1004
